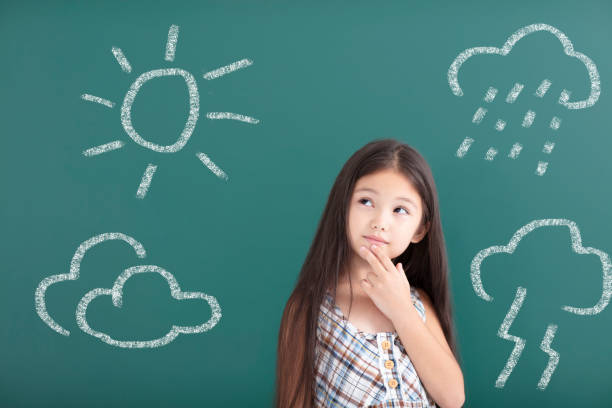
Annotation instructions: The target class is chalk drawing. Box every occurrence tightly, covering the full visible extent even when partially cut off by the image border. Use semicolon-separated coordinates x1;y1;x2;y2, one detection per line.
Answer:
121;68;199;153
111;47;132;73
550;116;562;130
35;232;221;347
485;147;498;161
537;324;559;390
448;24;600;108
495;286;526;388
472;107;487;124
508;143;523;159
83;140;125;157
484;87;498;102
505;83;524;103
535;161;548;176
203;58;253;80
456;137;474;158
448;23;601;175
470;219;611;389
535;79;552;98
81;24;259;198
495;119;506;132
35;233;147;336
76;265;221;348
542;141;555;154
521;110;536;128
81;93;115;108
196;152;229;181
164;24;179;62
206;112;260;124
136;163;157;198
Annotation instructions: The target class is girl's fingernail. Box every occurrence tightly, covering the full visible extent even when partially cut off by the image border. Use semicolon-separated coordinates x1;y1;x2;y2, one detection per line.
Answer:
372;244;377;249
360;246;366;252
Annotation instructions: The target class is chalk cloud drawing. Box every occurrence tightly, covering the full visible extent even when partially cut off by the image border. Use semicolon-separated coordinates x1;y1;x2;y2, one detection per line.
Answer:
470;219;611;390
35;232;221;348
448;23;601;175
81;24;260;198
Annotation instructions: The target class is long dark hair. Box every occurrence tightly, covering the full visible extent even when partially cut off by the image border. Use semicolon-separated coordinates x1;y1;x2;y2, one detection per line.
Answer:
275;138;459;407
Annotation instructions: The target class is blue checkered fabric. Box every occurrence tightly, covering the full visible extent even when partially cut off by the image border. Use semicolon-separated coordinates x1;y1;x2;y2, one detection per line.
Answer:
314;286;438;407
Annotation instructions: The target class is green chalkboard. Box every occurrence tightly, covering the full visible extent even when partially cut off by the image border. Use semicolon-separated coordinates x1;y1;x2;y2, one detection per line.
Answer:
2;0;612;406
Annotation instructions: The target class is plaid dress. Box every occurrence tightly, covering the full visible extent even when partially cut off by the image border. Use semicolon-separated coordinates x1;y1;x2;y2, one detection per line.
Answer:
314;286;438;407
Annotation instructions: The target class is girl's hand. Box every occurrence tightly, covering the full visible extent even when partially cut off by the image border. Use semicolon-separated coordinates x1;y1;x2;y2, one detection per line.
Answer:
359;244;415;326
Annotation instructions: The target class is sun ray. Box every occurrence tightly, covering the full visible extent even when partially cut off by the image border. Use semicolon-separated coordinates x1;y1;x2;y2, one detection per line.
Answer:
196;152;229;180
136;164;157;198
165;25;179;62
111;46;132;73
83;140;125;157
81;93;115;108
203;58;253;80
206;112;259;124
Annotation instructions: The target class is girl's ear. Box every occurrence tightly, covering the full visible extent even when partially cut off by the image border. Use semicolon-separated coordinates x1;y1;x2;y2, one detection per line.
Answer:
411;221;430;243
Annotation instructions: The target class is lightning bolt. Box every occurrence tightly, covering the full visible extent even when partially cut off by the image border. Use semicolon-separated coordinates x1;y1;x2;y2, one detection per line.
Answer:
537;324;559;390
495;286;527;388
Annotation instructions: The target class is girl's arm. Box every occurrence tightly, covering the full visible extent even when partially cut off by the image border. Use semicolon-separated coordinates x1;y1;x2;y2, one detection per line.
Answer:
392;289;465;408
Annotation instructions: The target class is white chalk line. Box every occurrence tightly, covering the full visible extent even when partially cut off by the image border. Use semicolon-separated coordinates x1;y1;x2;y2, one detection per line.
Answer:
495;286;527;388
537;324;559;390
136;164;157;199
550;116;562;130
35;233;147;336
81;94;115;108
485;147;498;161
456;137;474;158
508;143;523;159
522;110;536;128
472;107;487;124
206;112;260;124
76;264;222;348
506;83;524;103
484;87;498;102
121;68;199;153
470;218;612;315
448;23;600;110
165;24;179;62
535;79;552;98
535;161;548;176
203;58;253;80
111;46;132;73
543;142;555;154
83;140;125;157
495;119;506;131
196;152;229;181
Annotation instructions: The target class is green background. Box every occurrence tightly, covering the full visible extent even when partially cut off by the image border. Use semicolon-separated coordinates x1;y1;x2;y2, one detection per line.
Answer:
2;0;611;406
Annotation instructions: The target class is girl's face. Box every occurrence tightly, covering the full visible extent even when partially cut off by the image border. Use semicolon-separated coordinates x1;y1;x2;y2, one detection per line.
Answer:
347;168;428;263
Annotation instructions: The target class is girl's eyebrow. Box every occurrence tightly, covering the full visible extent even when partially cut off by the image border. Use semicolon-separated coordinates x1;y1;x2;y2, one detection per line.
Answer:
355;187;417;207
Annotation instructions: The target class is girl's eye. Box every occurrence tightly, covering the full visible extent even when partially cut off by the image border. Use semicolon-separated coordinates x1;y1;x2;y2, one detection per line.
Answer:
358;198;409;215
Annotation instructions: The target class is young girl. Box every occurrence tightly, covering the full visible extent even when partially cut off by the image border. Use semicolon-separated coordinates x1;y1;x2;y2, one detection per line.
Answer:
276;139;464;407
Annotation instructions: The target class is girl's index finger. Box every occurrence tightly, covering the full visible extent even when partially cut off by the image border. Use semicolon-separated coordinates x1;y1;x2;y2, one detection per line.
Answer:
359;246;384;276
369;244;396;272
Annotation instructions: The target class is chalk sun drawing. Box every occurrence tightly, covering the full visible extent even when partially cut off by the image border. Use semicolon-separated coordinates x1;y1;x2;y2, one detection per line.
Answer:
34;232;221;348
470;219;611;390
81;24;259;198
448;23;600;175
